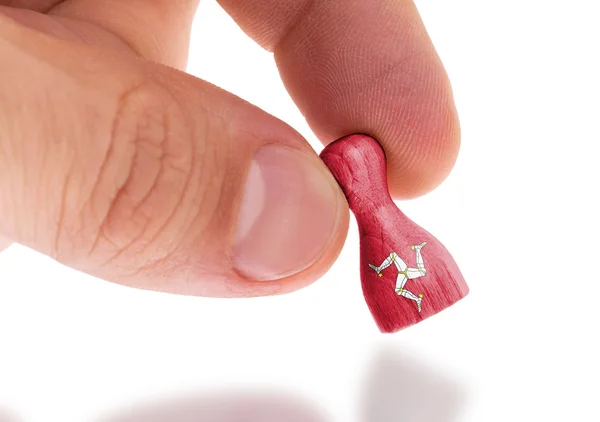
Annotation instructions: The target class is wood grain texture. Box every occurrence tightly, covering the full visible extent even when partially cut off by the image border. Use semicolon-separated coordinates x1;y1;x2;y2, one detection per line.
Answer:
320;134;468;333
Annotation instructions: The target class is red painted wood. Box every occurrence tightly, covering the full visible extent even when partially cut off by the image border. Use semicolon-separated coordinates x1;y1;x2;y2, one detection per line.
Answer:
320;134;468;333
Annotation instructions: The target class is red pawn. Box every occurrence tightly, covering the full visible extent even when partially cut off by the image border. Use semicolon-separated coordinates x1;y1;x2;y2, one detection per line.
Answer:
320;134;468;333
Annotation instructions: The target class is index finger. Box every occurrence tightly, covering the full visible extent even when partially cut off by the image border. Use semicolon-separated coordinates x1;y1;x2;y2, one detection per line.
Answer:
219;0;460;199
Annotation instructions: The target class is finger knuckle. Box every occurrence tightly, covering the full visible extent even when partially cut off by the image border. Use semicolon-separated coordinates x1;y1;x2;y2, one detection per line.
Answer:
88;79;197;267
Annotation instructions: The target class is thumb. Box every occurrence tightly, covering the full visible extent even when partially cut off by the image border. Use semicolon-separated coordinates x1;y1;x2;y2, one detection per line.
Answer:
0;16;348;297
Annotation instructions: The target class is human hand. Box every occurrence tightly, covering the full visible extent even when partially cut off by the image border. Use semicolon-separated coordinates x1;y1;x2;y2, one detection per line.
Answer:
0;0;459;297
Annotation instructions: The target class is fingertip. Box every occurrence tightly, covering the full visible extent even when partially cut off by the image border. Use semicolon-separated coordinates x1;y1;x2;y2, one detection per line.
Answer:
269;0;461;200
239;195;350;297
384;89;462;199
231;144;350;284
304;60;462;200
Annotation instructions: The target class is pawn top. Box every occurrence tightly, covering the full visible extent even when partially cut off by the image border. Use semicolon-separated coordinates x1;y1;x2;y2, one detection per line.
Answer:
320;134;392;212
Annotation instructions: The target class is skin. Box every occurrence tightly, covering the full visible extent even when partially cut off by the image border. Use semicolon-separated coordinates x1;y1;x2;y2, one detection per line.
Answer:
0;0;460;297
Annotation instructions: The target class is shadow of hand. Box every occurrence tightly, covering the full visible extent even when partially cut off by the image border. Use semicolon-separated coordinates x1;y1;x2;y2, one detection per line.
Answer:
0;409;21;422
98;392;328;422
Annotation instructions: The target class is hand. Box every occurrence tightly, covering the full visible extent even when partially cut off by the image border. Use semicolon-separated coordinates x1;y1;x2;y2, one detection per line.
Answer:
0;0;459;297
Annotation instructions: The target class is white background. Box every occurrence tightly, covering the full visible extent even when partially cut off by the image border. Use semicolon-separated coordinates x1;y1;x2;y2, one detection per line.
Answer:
1;1;599;421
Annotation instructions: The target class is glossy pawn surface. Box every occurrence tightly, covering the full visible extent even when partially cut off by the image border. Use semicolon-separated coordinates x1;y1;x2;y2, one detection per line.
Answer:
320;134;469;333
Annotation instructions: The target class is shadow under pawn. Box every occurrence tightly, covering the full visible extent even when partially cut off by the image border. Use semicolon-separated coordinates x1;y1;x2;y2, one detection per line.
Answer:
361;344;467;422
